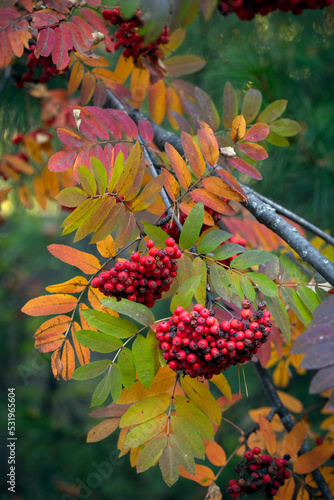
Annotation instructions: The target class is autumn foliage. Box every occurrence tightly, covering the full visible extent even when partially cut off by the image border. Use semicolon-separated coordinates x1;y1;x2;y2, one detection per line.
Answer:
1;1;334;499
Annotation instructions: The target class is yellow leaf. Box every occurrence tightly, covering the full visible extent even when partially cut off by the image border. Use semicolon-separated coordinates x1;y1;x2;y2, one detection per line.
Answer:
68;61;85;94
180;464;215;486
161;167;179;202
18;184;33;208
96;234;115;258
231;115;246;142
129;67;149;109
46;276;88;293
210;373;232;401
120;394;171;428
118;365;176;404
34;175;47;210
148;80;166;124
80;71;96;105
61;339;75;381
294;444;334;474
258;414;276;455
165;142;191;190
166;87;183;129
277;391;304;413
275;476;295;500
273;360;290;388
181;376;222;426
114;53;134;83
296;486;310;500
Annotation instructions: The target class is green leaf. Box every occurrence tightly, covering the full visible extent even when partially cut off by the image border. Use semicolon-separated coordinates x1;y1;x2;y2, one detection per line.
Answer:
81;309;138;338
91;370;111;407
176;253;194;286
245;272;278;297
265;129;290;147
214;242;247;261
132;334;155;389
136;434;167;473
193;257;207;306
270;119;302;137
210;262;232;301
174;396;214;440
159;444;180;487
223;81;238;129
108;151;124;192
170;275;201;312
124;413;167;448
142;222;168;248
257;99;287;124
280;287;312;327
262;294;291;342
120;393;171;427
241;89;262;124
170;434;196;474
72;360;112;380
55;187;88;208
179;202;204;250
62;198;103;236
279;252;313;283
197;230;232;255
230;271;243;301
118;347;136;389
118;0;139;19
240;275;256;301
297;285;321;313
90;157;108;194
230;250;274;269
181;376;221;426
73;330;123;353
110;363;122;402
101;297;155;326
146;329;161;376
171;416;205;460
77;165;97;196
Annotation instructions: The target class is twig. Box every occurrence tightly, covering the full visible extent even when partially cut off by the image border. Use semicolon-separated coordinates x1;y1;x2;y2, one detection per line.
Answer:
253;361;334;500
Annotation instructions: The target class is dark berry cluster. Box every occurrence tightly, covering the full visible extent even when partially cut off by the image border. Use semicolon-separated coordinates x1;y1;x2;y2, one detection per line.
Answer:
219;0;333;20
102;8;169;63
161;207;221;243
156;299;271;378
15;46;62;88
91;238;181;308
227;448;291;498
218;235;247;266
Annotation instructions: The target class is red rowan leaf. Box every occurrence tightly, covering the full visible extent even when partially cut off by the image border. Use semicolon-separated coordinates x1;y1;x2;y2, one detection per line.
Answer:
47;244;101;274
57;128;85;148
61;338;75;381
244;123;270;142
182;98;202;129
181;131;206;179
114;211;137;250
22;294;77;317
169;111;193;134
89;403;131;418
165;142;191;190
48;149;78;172
69;106;109;141
258;413;276;455
93;81;107;107
30;9;65;30
191;189;234;215
80;8;113;50
44;0;71;14
148;80;166;125
223;81;238;129
86;418;120;443
238;142;268;160
198;124;219;166
85;106;122;140
164;54;206;77
35;27;55;58
294;444;334;474
51;24;73;70
109;109;138;139
138;120;154;143
69;17;94;50
228;157;263;180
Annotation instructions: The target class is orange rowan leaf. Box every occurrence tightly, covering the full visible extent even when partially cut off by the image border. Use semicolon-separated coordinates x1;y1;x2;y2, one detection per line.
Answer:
96;235;115;258
42;167;59;198
131;175;165;212
282;422;307;459
22;294;77;317
79;303;98;331
294;444;334;474
72;322;90;366
216;169;247;201
34;329;65;353
87;287;118;315
277;391;304;413
180;464;215;486
179;202;214;226
181;131;206;179
46;276;88;294
296;487;310;500
3;154;35;174
34;175;47;210
18;184;33;209
258;414;276;455
202;177;245;202
205;441;226;466
276;476;295;500
231;115;246;143
130;67;149;109
80;71;96;105
34;315;71;338
51;348;63;380
191;189;235;215
148;80;166;124
47;244;101;274
87;418;121;443
165;142;191;190
166;87;183;130
161;168;179;202
75;54;110;68
114;53;134;83
61;339;75;381
198;124;219;167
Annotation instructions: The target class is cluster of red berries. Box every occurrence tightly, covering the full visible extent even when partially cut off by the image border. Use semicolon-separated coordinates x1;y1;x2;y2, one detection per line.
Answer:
218;0;333;20
161;208;221;243
91;239;181;308
156;299;271;378
218;235;247;266
227;448;291;498
102;8;169;62
15;46;63;88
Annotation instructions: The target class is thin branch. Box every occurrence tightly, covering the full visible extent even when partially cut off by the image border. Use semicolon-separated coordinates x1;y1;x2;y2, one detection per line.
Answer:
243;186;334;247
253;361;334;500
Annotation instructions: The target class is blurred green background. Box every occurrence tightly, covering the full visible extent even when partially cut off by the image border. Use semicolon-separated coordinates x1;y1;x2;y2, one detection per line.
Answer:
0;6;333;500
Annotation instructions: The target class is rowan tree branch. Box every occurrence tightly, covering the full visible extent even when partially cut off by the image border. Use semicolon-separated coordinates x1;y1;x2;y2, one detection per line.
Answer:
103;99;334;286
253;361;334;500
